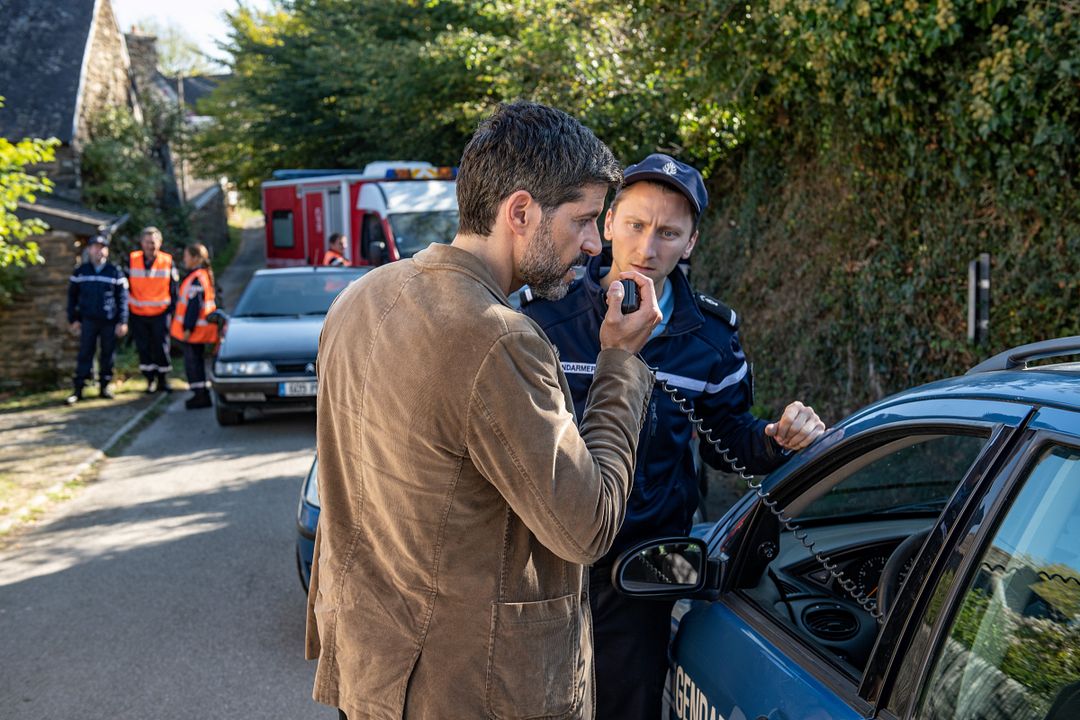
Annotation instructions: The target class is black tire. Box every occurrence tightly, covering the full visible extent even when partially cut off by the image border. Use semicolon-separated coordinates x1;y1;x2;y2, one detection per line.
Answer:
213;393;244;426
296;545;310;593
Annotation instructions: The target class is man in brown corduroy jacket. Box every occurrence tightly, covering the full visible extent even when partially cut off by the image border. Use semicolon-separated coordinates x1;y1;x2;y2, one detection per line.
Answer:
306;101;664;719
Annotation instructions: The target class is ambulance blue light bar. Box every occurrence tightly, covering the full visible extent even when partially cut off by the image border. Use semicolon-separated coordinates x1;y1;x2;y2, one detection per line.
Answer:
384;166;458;180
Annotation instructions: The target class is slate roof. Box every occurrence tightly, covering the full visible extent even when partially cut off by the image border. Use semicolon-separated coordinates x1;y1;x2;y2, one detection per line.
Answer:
156;74;231;114
16;196;126;237
0;0;98;143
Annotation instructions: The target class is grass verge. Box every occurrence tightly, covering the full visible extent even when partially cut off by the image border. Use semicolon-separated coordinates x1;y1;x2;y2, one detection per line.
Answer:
0;344;165;413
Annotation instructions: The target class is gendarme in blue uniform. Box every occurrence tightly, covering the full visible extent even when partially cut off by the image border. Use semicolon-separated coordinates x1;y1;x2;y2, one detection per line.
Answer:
68;260;128;325
522;250;789;560
67;255;128;393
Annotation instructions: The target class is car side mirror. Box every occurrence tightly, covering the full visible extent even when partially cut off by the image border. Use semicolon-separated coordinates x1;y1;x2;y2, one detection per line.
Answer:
369;240;389;265
207;309;229;328
612;537;721;600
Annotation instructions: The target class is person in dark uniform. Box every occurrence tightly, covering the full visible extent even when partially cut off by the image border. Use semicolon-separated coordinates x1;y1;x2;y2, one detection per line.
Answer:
66;235;129;404
522;154;826;720
322;232;351;266
170;243;219;410
126;226;179;393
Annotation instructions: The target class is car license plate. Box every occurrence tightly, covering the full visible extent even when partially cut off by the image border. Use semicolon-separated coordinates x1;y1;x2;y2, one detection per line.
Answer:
279;381;317;397
225;392;265;402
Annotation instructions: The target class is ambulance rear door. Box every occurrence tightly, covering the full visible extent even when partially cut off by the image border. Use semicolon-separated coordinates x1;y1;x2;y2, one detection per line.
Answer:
262;183;305;267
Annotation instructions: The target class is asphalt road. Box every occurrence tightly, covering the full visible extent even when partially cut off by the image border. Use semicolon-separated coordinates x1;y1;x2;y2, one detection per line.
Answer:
0;389;331;718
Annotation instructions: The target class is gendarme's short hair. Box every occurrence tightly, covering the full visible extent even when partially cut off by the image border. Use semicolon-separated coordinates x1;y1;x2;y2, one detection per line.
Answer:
456;101;622;236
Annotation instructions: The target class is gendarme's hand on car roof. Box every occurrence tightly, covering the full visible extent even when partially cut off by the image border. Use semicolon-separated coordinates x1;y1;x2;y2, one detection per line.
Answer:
765;400;826;451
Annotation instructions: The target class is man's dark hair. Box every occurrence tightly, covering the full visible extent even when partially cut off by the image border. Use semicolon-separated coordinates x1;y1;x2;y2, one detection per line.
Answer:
328;232;344;245
456;101;621;236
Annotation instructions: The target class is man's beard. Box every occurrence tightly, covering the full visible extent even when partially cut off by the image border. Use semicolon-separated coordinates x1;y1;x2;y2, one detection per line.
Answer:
519;215;585;301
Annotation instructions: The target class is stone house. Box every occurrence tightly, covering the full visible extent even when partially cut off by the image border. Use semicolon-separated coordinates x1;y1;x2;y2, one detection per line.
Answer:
0;0;135;388
0;0;228;389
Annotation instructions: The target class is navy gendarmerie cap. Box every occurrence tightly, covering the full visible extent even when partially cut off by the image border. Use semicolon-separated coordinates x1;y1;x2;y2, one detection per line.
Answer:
87;235;109;247
622;153;709;219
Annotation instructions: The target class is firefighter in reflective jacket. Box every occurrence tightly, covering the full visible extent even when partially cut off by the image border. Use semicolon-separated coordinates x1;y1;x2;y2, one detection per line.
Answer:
171;243;218;410
127;226;178;393
66;235;128;404
322;232;351;266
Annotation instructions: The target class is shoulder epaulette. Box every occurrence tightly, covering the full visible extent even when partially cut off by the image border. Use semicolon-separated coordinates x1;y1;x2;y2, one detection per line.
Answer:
694;292;738;328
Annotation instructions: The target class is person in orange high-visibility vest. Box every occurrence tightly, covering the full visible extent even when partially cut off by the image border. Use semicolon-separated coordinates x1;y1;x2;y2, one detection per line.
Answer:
171;243;218;410
127;226;179;393
322;232;351;266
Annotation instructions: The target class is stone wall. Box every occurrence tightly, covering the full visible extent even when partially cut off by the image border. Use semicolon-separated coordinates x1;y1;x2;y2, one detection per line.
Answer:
124;31;158;97
75;0;134;146
23;145;83;205
0;232;82;389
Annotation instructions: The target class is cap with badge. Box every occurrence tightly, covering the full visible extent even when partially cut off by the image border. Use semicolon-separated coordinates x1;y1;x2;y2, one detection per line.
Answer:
621;153;709;220
86;234;110;247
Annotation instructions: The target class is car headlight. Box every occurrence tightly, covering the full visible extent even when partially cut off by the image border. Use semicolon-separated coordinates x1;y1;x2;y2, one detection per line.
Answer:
214;360;275;376
304;464;320;508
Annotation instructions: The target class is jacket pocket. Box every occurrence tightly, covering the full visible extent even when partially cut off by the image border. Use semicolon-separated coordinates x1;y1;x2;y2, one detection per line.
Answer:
485;593;581;720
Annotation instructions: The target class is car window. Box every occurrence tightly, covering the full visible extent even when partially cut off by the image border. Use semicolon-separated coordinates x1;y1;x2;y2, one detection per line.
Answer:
271;210;294;248
794;434;987;520
738;431;991;681
387;210;458;258
233;272;363;317
916;445;1080;720
361;214;387;260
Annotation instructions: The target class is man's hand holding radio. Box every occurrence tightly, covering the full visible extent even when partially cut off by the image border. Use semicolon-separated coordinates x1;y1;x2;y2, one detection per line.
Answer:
599;271;661;356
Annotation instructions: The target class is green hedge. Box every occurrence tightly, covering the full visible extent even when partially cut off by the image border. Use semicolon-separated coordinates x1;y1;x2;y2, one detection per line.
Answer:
661;0;1079;420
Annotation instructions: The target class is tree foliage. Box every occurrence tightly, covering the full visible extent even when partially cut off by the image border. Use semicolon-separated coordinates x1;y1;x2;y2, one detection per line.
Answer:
193;0;1079;418
0;96;58;304
131;18;219;76
81;96;191;249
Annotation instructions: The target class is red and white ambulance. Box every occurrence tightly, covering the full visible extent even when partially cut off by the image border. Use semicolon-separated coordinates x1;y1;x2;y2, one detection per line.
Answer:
260;161;458;267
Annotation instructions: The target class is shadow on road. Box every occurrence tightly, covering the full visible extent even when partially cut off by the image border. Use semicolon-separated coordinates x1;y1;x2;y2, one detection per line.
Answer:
0;411;331;720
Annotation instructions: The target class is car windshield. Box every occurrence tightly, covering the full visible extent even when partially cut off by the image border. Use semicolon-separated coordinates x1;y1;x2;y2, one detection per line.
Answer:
388;210;458;258
233;271;366;317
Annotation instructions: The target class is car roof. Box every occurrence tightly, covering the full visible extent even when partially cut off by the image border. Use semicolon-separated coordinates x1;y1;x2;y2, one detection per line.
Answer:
876;365;1080;412
251;266;370;277
845;337;1080;419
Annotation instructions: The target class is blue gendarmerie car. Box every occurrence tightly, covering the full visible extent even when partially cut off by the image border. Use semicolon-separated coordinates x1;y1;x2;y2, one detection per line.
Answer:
614;337;1080;720
296;456;319;592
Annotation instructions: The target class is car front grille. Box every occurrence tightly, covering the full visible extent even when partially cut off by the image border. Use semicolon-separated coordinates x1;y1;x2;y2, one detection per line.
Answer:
275;361;316;375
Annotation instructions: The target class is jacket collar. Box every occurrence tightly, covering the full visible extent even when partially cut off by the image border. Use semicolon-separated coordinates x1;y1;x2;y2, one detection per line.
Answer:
581;249;705;336
413;243;511;307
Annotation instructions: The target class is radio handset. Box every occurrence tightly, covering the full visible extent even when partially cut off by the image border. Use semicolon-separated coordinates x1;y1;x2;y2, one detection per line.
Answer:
619;279;640;314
